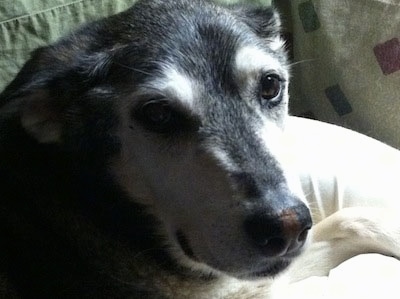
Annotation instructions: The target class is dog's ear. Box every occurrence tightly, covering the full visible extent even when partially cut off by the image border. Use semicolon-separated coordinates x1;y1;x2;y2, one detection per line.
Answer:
233;5;282;37
232;5;284;49
0;42;112;144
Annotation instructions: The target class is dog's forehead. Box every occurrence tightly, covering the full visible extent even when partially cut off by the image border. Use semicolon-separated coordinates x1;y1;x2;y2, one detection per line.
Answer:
123;1;287;109
144;44;286;109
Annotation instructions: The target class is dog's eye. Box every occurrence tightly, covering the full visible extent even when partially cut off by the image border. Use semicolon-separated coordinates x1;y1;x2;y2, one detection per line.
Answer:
135;100;175;133
260;75;282;108
132;99;200;135
141;100;172;126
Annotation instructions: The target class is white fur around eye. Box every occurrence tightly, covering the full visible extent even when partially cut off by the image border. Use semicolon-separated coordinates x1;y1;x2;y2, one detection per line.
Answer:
234;45;283;77
235;46;280;74
152;67;196;109
269;37;285;52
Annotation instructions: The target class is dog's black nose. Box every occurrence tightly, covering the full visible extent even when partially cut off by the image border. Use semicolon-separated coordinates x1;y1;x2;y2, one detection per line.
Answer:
244;203;312;257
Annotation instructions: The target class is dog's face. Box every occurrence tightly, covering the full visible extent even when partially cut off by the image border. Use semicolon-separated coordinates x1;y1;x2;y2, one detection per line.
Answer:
0;0;311;279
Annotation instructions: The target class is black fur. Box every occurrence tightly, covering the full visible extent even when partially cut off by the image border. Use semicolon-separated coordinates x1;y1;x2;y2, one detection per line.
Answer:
0;101;171;297
0;0;286;297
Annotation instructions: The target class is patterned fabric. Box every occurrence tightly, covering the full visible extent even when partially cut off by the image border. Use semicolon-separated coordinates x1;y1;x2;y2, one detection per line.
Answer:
286;0;400;148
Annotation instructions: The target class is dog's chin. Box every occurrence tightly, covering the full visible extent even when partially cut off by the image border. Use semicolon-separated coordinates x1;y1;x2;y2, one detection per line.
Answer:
174;230;293;280
233;259;292;280
179;253;292;281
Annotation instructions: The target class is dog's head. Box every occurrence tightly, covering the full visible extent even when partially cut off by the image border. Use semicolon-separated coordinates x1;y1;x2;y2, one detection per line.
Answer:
0;0;311;279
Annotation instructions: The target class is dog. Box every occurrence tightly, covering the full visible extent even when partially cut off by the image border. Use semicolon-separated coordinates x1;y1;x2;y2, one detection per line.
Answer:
1;0;399;298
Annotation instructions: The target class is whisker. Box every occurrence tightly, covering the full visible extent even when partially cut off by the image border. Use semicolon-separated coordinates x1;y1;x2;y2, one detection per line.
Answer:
114;62;153;76
287;59;317;68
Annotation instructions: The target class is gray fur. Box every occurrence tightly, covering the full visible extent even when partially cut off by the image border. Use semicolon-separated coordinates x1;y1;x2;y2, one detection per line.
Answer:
0;0;311;297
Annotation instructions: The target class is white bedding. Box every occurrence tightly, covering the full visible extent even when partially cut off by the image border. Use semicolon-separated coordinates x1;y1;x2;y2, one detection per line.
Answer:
279;117;400;298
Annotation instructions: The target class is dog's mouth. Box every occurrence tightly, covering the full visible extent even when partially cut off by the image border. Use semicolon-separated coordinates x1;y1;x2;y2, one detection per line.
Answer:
240;259;292;279
176;230;198;261
175;229;295;279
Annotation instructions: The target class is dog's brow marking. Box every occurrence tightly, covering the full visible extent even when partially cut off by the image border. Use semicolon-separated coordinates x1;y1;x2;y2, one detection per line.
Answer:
235;46;282;76
269;37;285;52
161;68;195;108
